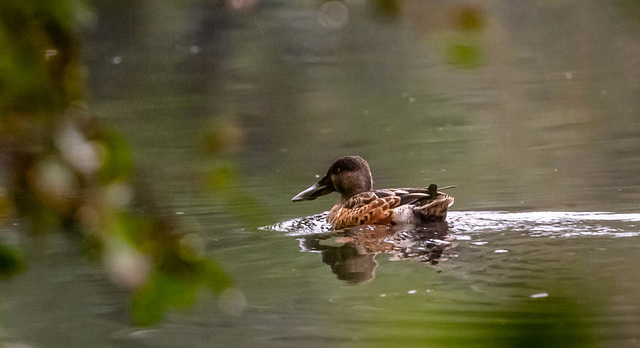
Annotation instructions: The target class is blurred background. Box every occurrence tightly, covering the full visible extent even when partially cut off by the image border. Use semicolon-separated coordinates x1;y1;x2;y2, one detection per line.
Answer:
1;0;640;347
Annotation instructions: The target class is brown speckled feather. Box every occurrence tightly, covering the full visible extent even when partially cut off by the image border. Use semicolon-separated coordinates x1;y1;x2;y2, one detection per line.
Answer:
328;189;451;229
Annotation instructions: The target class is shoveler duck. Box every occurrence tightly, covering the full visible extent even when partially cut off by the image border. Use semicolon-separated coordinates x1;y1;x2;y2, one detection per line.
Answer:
292;156;455;229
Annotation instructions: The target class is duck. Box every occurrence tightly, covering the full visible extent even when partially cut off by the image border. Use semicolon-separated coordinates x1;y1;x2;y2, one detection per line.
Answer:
292;156;455;229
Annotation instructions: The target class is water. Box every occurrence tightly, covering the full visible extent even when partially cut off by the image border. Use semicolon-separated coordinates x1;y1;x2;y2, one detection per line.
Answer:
3;0;640;347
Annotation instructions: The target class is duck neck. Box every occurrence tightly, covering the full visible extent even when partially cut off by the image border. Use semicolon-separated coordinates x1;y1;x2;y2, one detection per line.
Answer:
333;169;373;202
338;179;372;202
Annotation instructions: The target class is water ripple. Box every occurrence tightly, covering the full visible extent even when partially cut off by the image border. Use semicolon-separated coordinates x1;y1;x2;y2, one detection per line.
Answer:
447;211;640;238
264;211;640;239
260;212;331;235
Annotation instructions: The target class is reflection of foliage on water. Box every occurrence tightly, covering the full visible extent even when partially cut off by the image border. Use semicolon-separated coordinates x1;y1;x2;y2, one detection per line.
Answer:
203;117;270;228
374;0;400;17
0;0;231;325
501;296;595;348
444;4;486;69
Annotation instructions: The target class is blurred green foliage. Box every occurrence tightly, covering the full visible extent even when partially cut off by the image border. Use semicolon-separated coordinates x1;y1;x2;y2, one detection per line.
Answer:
0;0;83;118
132;259;231;325
97;131;134;184
0;0;231;325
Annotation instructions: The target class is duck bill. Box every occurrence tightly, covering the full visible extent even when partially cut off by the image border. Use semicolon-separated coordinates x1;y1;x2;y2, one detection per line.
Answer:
292;176;334;202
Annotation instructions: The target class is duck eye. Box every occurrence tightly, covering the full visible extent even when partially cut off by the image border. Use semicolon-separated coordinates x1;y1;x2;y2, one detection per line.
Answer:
333;167;341;174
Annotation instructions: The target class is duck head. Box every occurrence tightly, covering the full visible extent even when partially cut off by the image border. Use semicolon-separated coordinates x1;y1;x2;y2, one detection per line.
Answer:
292;156;373;202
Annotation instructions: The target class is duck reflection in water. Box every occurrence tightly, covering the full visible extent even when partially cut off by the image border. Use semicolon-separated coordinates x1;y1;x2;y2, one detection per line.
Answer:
298;221;453;285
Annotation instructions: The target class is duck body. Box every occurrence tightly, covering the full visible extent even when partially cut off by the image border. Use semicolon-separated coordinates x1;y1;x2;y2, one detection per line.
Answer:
292;156;454;230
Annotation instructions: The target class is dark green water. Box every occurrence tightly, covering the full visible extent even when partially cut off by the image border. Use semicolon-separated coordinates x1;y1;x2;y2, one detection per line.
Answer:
3;1;640;347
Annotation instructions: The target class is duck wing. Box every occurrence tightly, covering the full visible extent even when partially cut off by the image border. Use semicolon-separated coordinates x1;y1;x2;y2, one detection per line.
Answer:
329;190;430;229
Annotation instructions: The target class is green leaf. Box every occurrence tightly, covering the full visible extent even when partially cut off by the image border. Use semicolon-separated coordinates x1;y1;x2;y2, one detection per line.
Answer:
97;131;133;184
200;259;232;294
131;272;167;326
131;270;204;326
0;242;25;278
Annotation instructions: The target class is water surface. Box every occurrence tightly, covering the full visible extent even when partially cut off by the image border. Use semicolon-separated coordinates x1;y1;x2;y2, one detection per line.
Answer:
3;0;640;347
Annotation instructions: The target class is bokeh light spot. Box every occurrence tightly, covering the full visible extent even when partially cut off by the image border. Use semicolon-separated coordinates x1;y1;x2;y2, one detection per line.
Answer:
318;1;350;29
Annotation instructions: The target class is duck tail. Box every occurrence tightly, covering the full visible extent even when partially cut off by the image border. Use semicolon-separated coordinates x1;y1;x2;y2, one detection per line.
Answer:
415;195;454;222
